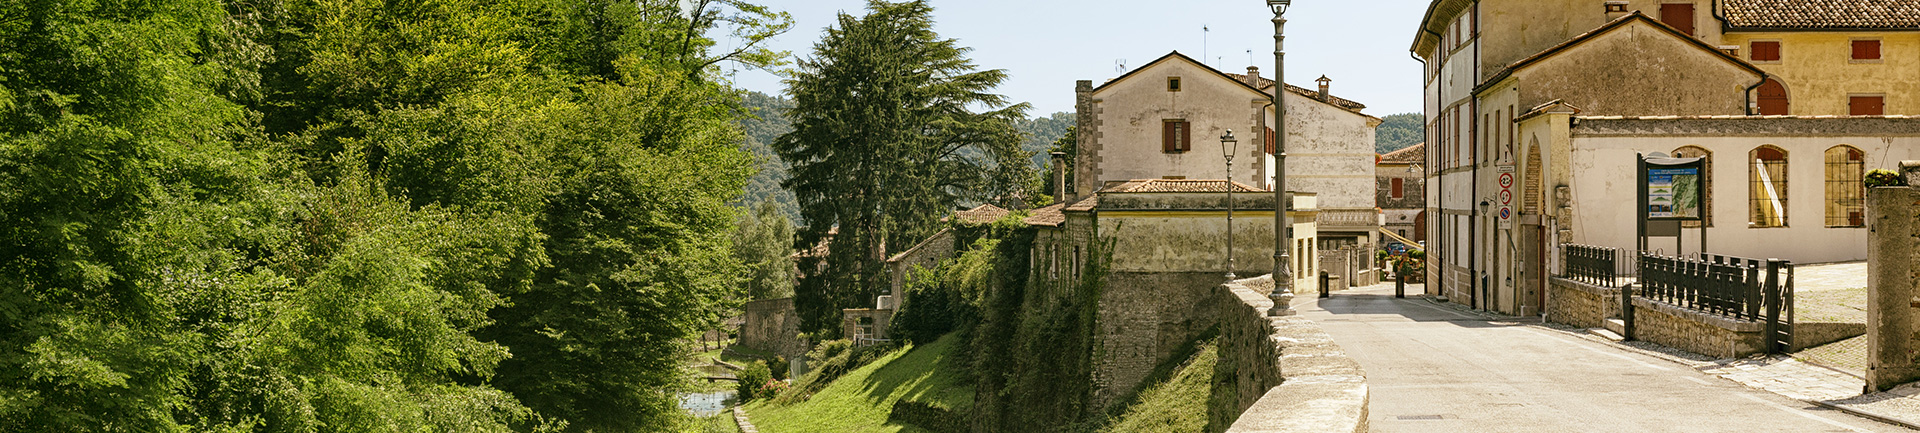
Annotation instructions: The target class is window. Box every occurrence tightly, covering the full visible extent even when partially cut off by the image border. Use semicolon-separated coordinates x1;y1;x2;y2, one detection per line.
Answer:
1167;76;1182;92
1826;146;1866;227
1751;41;1781;62
1605;3;1627;13
1850;95;1885;116
1853;40;1882;61
1265;127;1277;155
1750;146;1789;228
1073;246;1083;280
1162;119;1191;153
1758;78;1789;115
1392;177;1405;199
1660;3;1696;36
1673;146;1713;227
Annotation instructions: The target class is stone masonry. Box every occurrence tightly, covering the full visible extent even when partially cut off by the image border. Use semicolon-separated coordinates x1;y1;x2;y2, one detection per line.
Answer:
1213;275;1368;433
1545;278;1620;330
1628;297;1766;359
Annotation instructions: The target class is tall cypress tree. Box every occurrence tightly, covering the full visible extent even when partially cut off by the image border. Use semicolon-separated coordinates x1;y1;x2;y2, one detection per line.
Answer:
775;0;1033;336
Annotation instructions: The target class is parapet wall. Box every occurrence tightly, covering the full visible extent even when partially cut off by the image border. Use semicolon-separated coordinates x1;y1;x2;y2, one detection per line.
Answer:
1547;278;1766;359
1545;278;1621;329
1212;276;1368;433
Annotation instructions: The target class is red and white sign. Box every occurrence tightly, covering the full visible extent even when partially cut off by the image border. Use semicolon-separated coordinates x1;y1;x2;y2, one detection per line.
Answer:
1497;166;1515;229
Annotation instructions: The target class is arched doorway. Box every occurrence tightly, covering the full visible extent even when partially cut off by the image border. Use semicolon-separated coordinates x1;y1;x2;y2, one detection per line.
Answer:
1414;210;1428;242
1758;78;1789;115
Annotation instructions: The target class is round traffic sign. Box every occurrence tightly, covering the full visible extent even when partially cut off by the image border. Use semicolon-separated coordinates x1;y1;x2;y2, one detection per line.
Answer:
1499;190;1513;205
1499;207;1512;219
1499;172;1514;188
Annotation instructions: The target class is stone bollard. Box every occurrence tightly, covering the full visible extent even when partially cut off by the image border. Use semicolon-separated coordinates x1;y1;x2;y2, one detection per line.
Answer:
1396;273;1406;298
1320;271;1331;298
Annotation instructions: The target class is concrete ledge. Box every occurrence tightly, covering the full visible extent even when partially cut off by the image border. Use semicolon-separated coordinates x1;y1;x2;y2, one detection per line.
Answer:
1630;296;1766;358
1216;275;1370;433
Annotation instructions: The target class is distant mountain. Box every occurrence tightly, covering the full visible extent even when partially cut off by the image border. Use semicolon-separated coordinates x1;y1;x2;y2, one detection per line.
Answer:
1375;113;1422;154
1015;112;1075;169
737;91;801;224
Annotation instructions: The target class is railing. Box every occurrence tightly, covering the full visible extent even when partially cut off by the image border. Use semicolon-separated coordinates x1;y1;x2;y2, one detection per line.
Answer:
1564;244;1623;287
1638;252;1794;325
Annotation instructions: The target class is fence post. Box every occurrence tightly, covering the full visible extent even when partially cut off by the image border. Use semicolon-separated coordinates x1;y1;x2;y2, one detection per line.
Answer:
1622;250;1635;341
1763;259;1783;354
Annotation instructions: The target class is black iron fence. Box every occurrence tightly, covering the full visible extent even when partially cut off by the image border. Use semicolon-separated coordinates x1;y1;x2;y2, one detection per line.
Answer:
1636;251;1796;352
1564;244;1624;287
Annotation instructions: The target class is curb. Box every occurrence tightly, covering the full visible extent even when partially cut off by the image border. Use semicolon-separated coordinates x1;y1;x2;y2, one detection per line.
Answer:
1807;400;1920;431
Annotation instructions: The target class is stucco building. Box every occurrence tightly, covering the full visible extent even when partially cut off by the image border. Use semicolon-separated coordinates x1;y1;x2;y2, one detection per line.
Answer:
1379;143;1428;243
1413;0;1920;316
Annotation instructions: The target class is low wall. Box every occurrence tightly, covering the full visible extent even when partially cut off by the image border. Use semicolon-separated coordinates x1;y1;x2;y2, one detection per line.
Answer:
1212;276;1368;433
1091;272;1225;411
741;298;806;359
1545;278;1620;329
1630;297;1766;359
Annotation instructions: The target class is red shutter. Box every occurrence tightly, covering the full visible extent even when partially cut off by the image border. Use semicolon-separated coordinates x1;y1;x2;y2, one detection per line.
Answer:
1391;178;1405;199
1757;79;1789;115
1851;96;1884;116
1163;121;1176;152
1853;40;1882;60
1751;41;1780;62
1265;127;1276;154
1179;121;1191;151
1660;3;1696;36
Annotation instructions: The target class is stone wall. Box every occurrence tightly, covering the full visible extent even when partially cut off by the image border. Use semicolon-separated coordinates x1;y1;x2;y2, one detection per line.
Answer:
741;298;805;358
1545;278;1620;329
1090;271;1225;411
1867;165;1920;391
1212;275;1368;433
1629;297;1766;359
840;308;893;342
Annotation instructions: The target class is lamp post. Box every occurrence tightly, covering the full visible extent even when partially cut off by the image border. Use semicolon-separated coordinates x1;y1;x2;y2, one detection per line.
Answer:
1267;0;1296;317
1222;129;1239;280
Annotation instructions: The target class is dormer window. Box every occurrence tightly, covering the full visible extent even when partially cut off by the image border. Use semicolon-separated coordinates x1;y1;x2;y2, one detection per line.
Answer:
1167;77;1182;92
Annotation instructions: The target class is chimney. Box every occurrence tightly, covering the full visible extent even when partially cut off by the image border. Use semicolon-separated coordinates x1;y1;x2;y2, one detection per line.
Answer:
1244;66;1262;87
1074;80;1095;201
1605;1;1629;21
1315;75;1332;102
1051;152;1070;204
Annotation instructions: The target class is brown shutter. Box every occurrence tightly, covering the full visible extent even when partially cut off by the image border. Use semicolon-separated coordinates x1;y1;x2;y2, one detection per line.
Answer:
1758;79;1789;115
1179;121;1192;151
1392;178;1405;199
1162;121;1174;152
1850;96;1884;116
1265;127;1276;154
1853;40;1881;60
1660;3;1696;36
1751;41;1780;61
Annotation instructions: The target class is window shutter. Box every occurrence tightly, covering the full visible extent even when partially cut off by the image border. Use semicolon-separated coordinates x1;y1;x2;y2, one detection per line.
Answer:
1854;40;1881;60
1163;121;1175;152
1392;178;1405;199
1179;121;1192;151
1851;96;1884;116
1660;3;1696;36
1751;41;1780;61
1265;127;1276;154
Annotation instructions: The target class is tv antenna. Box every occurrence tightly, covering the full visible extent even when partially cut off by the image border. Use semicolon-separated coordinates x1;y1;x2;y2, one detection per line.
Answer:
1203;25;1210;67
1115;59;1127;73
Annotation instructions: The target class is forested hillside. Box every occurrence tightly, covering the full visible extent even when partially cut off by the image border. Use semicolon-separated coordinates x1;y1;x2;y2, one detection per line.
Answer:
1376;113;1423;154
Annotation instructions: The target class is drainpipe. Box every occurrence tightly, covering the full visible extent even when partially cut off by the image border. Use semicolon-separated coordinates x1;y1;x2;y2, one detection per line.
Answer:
1744;75;1768;116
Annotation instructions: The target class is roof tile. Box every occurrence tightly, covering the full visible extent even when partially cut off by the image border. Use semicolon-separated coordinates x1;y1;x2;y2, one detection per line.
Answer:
1723;0;1920;29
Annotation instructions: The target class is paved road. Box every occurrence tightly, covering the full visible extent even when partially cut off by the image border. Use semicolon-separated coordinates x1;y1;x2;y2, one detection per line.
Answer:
1299;285;1910;433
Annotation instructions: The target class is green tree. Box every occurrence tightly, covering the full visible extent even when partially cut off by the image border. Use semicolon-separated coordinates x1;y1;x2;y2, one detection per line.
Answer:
775;0;1034;336
735;201;798;300
1375;113;1423;154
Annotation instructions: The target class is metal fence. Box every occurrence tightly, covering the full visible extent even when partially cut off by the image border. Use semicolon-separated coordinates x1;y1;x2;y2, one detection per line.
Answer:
1564;244;1624;287
1639;253;1765;321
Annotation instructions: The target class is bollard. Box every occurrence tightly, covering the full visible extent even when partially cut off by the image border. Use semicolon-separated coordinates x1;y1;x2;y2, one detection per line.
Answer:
1396;273;1406;298
1320;271;1331;298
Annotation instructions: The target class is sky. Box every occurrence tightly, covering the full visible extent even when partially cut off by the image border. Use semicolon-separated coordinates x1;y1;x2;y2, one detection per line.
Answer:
727;0;1436;117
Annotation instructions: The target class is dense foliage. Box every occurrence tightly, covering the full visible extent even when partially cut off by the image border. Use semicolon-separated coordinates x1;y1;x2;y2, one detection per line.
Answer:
735;201;798;300
0;0;790;431
776;0;1035;337
1375;113;1422;154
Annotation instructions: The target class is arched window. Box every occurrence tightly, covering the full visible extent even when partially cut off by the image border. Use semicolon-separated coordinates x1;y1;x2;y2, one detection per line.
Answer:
1673;146;1712;227
1750;146;1789;228
1758;78;1789;115
1826;145;1866;227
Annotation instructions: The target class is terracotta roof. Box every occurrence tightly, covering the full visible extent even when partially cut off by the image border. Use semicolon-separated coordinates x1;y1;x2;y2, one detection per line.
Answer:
1723;0;1920;30
1226;73;1371;114
1064;195;1100;212
1380;143;1425;164
1023;203;1066;227
1100;179;1265;194
946;204;1011;225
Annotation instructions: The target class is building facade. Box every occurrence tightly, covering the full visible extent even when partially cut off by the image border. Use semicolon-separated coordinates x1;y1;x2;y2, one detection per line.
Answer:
1379;143;1428;243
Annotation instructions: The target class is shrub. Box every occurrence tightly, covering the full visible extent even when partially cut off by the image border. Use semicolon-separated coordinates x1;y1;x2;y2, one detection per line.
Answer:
1868;169;1904;188
769;356;790;381
776;339;893;403
736;361;773;402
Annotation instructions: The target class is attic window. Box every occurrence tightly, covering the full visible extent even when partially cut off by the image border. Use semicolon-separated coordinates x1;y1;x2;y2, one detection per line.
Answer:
1168;77;1182;92
1605;3;1627;13
1853;39;1882;62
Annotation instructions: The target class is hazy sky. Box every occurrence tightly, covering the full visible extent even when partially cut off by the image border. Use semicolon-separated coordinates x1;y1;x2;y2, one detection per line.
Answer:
727;0;1435;117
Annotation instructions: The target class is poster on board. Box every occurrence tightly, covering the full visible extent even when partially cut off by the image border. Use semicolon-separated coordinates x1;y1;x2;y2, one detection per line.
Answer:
1644;158;1704;220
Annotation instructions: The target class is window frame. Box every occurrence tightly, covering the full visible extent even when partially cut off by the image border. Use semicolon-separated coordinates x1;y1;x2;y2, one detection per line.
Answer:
1825;145;1866;228
1162;119;1191;153
1849;94;1886;116
1659;3;1698;37
1750;40;1782;63
1167;76;1183;92
1851;39;1883;63
1749;145;1790;228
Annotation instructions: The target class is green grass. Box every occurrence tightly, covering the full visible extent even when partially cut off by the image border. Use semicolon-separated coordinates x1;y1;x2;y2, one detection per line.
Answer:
745;334;972;433
1101;339;1218;433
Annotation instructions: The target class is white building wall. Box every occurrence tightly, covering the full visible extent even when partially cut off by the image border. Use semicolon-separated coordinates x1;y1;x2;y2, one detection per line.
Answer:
1090;58;1272;189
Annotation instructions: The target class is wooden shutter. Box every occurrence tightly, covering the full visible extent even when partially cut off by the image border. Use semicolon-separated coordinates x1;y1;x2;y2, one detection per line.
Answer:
1163;121;1176;152
1757;79;1789;115
1660;3;1696;36
1850;96;1884;116
1391;178;1405;199
1265;127;1276;155
1179;121;1191;151
1751;41;1780;61
1853;40;1882;60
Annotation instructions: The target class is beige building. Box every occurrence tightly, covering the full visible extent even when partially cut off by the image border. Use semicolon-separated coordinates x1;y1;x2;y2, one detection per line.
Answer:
1073;51;1382;271
1415;0;1920;315
1378;143;1427;243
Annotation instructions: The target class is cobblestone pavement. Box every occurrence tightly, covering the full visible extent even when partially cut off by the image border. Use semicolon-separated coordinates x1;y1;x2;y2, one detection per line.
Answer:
1701;355;1863;402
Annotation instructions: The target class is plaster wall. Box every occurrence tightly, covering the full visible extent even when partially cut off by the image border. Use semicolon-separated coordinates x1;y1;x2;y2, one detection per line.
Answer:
1564;118;1920;264
1511;21;1759;116
1087;59;1272;191
1477;0;1726;84
1722;32;1920;116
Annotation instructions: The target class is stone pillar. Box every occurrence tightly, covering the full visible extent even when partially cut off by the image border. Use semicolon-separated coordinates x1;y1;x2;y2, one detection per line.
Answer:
1052;152;1070;204
1867;163;1920;391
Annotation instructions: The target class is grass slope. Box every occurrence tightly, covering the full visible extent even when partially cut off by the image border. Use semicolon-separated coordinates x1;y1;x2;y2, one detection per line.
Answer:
1101;339;1218;433
746;334;972;433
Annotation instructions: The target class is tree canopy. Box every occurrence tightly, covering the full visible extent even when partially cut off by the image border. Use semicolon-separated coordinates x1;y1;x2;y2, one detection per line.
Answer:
775;0;1033;336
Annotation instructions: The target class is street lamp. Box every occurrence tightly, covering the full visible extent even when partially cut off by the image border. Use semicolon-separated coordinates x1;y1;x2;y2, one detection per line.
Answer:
1267;0;1296;317
1222;129;1239;280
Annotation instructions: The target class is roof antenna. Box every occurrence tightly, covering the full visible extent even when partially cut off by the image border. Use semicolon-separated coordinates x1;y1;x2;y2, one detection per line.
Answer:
1115;59;1127;73
1247;49;1253;66
1203;25;1211;68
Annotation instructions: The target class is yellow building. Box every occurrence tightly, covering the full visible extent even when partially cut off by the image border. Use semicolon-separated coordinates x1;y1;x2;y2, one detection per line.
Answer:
1718;2;1920;116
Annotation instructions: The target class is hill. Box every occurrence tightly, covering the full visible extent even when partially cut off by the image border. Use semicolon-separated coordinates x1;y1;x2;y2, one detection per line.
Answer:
1375;113;1422;154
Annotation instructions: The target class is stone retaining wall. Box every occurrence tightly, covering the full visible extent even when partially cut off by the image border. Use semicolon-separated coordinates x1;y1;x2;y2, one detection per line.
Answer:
1212;276;1368;433
1629;297;1766;359
1545;278;1620;329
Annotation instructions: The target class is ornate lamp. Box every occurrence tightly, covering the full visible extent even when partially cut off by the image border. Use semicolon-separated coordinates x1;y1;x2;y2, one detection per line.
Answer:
1222;129;1239;280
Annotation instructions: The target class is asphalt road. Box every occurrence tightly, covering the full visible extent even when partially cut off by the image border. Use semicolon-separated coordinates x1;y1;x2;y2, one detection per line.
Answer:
1298;285;1911;433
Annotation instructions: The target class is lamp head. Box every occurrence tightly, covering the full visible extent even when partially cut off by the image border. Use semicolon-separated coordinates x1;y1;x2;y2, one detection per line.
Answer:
1220;129;1239;159
1268;0;1291;14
